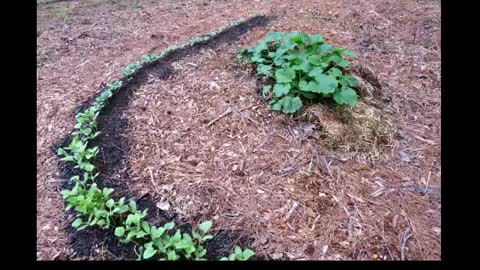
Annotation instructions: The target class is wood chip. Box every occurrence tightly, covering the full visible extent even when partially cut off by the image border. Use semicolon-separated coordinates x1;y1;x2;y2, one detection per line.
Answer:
347;193;365;203
205;107;232;127
156;200;171;211
272;253;283;259
283;201;299;222
413;135;437;145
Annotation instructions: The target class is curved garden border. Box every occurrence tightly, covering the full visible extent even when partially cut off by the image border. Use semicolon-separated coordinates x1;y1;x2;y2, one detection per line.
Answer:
53;15;270;261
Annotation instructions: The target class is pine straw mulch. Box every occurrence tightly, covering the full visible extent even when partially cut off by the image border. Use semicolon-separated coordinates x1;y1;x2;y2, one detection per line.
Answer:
37;0;440;260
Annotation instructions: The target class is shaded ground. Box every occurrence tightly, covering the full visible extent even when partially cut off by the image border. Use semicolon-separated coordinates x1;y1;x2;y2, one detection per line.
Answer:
37;0;440;260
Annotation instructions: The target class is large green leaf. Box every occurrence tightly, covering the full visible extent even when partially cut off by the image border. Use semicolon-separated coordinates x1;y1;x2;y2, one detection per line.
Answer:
278;40;296;51
327;55;349;67
142;221;151;233
114;227;125;237
308;55;324;66
164;221;175;230
279;96;303;113
345;75;358;87
243;249;255;260
82;163;95;172
235;246;243;260
314;74;338;94
102;187;114;198
300;91;318;99
273;83;292;97
167;250;178;260
273;55;286;66
136;231;147;239
308;66;325;78
275;46;289;56
300;75;337;94
151;226;166;238
333;87;357;106
105;199;114;208
125;214;135;225
253;42;269;53
318;44;333;53
256;64;272;77
143;245;157;259
289;32;310;44
251;52;265;63
299;80;318;93
129;200;137;211
271;101;282;111
72;218;83;228
343;50;355;58
327;68;342;78
310;34;324;44
275;67;296;83
174;239;190;250
198;220;213;232
300;60;312;73
264;32;283;43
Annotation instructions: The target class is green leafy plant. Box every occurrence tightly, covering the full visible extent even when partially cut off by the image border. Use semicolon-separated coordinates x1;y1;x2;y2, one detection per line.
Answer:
220;246;255;261
114;219;214;261
120;61;143;78
238;31;358;113
73;107;101;139
57;136;98;172
61;183;118;230
144;220;213;260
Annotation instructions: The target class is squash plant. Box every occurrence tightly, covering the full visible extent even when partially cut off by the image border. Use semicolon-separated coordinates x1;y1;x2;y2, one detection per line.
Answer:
237;31;358;114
